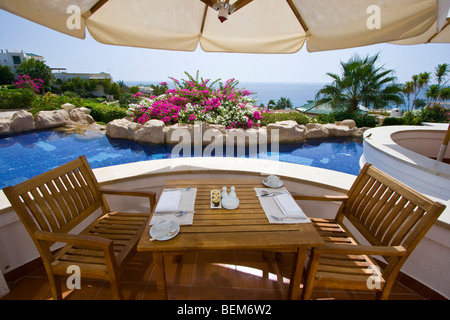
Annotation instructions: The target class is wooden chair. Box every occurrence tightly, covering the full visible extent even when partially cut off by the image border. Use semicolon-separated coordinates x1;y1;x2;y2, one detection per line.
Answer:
3;156;156;300
293;163;446;300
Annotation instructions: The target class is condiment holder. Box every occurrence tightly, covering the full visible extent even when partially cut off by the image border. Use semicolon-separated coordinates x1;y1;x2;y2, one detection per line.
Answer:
222;186;239;210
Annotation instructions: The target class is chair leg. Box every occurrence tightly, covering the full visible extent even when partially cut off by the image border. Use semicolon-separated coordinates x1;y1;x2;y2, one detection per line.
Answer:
110;280;124;300
48;273;63;300
377;282;394;300
301;251;320;300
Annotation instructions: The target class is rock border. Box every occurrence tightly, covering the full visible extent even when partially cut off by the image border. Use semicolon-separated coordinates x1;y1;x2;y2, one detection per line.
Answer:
1;110;369;145
0;108;97;135
106;118;369;145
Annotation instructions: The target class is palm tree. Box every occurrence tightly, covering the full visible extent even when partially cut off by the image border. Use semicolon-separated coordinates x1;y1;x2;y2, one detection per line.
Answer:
426;84;440;105
439;87;450;101
315;54;403;113
267;99;276;110
402;81;414;111
411;72;431;109
116;80;129;94
435;63;449;87
275;97;293;110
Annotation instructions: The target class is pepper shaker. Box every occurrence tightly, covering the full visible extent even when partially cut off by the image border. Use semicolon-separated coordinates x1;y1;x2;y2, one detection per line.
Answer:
229;186;236;199
222;186;229;200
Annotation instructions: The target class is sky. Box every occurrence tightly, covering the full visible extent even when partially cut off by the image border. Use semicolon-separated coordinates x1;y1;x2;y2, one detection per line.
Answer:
0;9;449;85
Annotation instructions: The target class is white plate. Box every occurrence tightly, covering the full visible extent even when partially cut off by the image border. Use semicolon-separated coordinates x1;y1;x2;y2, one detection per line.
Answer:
149;220;180;241
222;198;239;210
211;190;222;209
262;178;283;188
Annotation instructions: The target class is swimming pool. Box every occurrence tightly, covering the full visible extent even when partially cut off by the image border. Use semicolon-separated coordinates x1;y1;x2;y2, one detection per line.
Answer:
0;130;363;189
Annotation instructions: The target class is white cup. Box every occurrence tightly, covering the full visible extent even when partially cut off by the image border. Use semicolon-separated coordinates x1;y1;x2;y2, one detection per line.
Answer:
153;219;171;235
266;175;280;186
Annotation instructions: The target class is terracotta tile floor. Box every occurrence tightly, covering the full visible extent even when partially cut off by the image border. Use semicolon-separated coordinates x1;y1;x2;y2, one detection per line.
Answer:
2;250;427;300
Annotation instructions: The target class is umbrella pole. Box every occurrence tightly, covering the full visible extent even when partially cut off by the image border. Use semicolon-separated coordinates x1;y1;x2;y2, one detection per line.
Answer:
437;123;450;162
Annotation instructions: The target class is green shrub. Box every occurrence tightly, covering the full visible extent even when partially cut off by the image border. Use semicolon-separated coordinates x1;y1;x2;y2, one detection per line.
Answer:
402;105;450;125
85;101;127;123
402;110;422;125
62;91;80;98
420;104;450;123
119;93;140;107
261;111;312;126
382;117;405;126
0;88;36;109
318;111;377;127
29;93;85;114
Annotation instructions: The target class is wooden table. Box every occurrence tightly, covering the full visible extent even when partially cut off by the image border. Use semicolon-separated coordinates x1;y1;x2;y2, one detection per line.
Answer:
137;179;324;300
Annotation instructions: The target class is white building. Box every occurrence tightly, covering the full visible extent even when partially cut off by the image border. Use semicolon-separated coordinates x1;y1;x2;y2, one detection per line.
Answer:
52;71;112;82
0;49;44;75
53;71;113;97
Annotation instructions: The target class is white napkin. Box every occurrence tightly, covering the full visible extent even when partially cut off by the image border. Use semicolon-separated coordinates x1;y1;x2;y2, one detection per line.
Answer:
274;193;306;218
151;188;197;226
255;187;309;224
155;190;182;213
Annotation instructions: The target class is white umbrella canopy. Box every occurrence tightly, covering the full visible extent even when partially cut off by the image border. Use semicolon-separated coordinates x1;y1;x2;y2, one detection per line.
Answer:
0;0;449;53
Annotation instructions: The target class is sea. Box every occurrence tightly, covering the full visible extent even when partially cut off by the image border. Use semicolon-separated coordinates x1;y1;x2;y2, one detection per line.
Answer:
125;81;325;109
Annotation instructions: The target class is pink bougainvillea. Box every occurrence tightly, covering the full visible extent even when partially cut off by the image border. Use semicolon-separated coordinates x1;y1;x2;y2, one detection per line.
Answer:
14;75;44;94
128;72;269;129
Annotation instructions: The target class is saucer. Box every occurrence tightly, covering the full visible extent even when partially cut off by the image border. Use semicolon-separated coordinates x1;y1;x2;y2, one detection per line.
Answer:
150;220;180;241
222;197;239;210
262;178;283;188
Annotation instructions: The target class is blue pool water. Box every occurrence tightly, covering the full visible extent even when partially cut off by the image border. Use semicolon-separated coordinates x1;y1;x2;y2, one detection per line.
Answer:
0;130;363;190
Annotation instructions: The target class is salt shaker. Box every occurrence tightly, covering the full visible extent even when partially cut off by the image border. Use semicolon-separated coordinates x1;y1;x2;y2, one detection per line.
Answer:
222;186;229;200
229;186;237;199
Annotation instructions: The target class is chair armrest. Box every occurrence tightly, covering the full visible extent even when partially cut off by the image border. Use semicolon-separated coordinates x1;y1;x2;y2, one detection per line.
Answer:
292;195;349;202
99;188;156;209
35;230;113;250
99;188;156;198
314;243;407;256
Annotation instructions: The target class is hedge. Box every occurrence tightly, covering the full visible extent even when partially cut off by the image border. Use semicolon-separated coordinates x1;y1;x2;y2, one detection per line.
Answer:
261;111;312;126
382;117;405;126
317;111;377;127
29;93;85;115
84;101;128;123
0;88;36;109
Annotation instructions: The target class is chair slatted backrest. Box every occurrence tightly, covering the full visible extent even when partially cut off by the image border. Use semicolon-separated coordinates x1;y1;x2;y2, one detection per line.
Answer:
4;156;103;245
338;164;445;250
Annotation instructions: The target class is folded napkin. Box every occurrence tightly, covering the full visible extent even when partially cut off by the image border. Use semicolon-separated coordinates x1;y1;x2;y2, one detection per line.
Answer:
274;193;306;218
155;190;182;213
151;188;197;226
255;187;309;224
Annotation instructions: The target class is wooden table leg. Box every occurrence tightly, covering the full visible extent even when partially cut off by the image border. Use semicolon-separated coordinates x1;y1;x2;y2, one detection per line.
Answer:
153;251;167;299
288;248;307;300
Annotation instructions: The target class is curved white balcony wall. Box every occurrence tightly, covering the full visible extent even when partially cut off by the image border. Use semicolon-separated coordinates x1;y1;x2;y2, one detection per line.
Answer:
361;124;450;208
361;124;450;298
392;128;450;160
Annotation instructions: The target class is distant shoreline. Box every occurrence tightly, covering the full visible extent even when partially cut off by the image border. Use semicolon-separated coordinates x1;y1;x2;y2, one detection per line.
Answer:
124;81;327;108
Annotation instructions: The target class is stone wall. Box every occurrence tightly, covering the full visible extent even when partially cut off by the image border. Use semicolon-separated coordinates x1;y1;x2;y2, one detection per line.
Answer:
106;118;369;145
1;110;368;144
0;108;96;135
